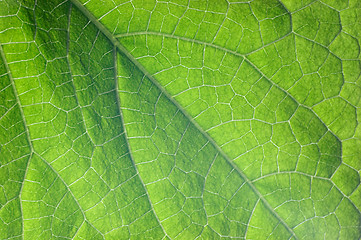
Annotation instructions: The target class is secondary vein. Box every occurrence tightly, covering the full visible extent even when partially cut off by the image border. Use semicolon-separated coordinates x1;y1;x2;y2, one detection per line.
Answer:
0;43;34;240
112;46;168;238
69;0;298;238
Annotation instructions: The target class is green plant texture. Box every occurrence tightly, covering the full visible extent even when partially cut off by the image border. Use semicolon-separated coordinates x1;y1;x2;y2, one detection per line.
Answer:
0;0;360;239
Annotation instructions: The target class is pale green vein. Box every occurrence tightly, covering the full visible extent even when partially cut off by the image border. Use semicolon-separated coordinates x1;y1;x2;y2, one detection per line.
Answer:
0;45;33;154
66;2;96;147
33;152;104;239
112;46;167;238
243;56;342;143
69;0;298;238
0;44;33;240
114;31;293;57
113;31;342;145
1;40;102;240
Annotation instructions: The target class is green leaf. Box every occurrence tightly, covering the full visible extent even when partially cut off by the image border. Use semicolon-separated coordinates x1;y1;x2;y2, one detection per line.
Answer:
0;0;360;239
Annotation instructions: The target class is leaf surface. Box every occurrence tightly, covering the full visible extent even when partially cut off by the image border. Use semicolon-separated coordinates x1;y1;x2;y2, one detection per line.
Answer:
0;0;360;239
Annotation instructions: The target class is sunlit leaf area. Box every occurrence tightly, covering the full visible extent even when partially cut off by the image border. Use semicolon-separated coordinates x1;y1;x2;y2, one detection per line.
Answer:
0;0;360;239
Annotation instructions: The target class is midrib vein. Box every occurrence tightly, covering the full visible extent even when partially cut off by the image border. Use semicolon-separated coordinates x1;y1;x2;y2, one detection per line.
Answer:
70;0;298;238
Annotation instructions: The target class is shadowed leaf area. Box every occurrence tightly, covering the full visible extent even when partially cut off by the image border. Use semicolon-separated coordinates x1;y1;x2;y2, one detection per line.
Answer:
0;0;360;239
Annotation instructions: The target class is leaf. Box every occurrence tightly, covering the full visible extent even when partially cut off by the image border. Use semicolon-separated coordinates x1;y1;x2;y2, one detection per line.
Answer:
0;0;360;239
